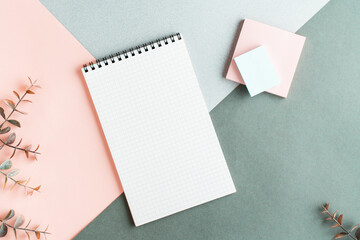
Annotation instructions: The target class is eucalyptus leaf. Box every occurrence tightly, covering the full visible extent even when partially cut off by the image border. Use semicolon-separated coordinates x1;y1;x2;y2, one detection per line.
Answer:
7;169;19;178
25;231;30;240
0;223;7;237
355;228;360;239
9;148;16;159
14;215;24;228
3;100;15;109
3;177;7;189
13;228;16;239
25;220;31;228
35;231;40;239
0;107;5;119
334;232;347;239
0;145;3;150
7;120;20;128
5;133;16;145
3;209;14;221
351;224;360;232
14;109;27;115
0;127;10;135
338;214;343;224
0;159;12;170
13;91;20;99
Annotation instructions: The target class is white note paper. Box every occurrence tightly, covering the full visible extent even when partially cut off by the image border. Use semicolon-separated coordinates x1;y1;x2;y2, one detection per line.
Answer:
82;35;236;226
234;46;280;97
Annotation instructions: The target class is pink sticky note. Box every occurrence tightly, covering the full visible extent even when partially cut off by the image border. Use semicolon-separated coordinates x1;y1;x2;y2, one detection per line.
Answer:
226;19;306;97
0;1;122;239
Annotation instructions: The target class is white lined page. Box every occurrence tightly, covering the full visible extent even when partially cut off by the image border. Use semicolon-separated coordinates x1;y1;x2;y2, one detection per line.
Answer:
82;35;236;226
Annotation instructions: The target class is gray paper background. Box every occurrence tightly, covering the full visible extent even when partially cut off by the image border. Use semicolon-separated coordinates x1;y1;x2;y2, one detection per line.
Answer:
40;0;328;111
39;0;360;239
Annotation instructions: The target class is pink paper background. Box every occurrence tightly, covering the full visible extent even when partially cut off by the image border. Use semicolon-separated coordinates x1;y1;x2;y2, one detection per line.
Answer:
226;19;306;98
0;0;123;239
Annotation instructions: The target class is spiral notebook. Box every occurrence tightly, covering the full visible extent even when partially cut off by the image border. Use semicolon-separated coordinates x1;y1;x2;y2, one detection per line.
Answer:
81;33;236;226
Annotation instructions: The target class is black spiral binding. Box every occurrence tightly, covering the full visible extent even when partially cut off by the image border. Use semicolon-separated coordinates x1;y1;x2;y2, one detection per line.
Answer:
82;33;182;73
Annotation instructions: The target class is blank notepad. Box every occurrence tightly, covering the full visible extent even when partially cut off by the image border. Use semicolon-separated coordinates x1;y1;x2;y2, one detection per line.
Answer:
81;33;236;226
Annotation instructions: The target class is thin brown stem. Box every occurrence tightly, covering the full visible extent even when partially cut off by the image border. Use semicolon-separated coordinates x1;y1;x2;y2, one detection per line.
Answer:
0;138;40;155
0;80;35;129
0;219;50;235
323;207;357;240
0;170;39;192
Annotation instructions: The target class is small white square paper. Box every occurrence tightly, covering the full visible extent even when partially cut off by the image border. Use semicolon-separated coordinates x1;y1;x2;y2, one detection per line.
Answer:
234;46;280;97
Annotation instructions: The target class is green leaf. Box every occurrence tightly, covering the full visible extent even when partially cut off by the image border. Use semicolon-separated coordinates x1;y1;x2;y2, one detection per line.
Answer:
7;169;19;178
0;222;7;237
0;159;12;170
3;209;15;221
14;215;24;228
0;107;5;119
8;120;21;128
5;132;16;145
3;99;15;109
0;127;11;134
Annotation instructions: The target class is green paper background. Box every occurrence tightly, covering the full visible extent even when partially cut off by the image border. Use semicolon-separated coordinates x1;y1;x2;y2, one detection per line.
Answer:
70;1;360;239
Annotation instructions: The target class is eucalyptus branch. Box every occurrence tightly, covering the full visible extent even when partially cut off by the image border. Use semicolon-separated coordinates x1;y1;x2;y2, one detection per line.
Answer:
0;77;37;129
0;136;40;157
0;77;41;160
0;220;50;236
0;210;50;239
0;159;40;194
0;170;40;193
321;203;360;239
4;223;49;235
